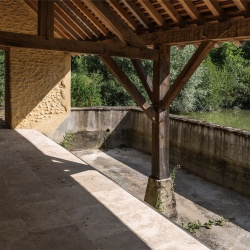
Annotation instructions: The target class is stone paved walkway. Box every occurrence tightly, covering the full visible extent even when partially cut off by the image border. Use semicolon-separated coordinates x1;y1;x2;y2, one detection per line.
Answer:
0;129;208;250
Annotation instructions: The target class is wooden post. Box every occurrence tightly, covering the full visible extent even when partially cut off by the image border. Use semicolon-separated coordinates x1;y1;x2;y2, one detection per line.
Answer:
151;45;170;180
144;45;177;218
38;0;54;38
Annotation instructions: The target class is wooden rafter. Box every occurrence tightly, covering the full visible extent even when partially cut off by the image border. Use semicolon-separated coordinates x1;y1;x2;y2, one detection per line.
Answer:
72;0;109;37
139;17;250;45
84;0;146;48
38;0;54;38
107;0;142;32
203;0;229;21
54;3;87;40
178;0;206;25
232;0;250;17
100;55;156;122
131;59;153;101
137;0;166;27
56;1;95;40
121;0;155;31
161;41;215;110
0;30;158;60
158;0;186;27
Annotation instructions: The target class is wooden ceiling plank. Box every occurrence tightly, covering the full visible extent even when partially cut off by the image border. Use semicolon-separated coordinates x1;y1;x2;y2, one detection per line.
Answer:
84;0;146;48
158;0;186;27
38;0;54;38
203;0;229;21
54;3;87;40
107;0;142;32
72;0;109;36
100;55;156;122
56;1;95;39
131;59;153;101
0;30;158;60
137;0;165;26
121;0;155;31
178;0;206;25
161;41;215;109
138;17;250;45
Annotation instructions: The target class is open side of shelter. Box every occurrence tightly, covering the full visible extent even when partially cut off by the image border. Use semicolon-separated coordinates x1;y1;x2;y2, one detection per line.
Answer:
1;0;250;216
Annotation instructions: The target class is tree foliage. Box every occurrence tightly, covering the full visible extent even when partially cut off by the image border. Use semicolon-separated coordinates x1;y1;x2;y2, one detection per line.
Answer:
71;42;250;112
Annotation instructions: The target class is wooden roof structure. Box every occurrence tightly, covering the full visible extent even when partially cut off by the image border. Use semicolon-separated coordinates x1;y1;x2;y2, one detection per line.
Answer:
1;0;250;59
1;1;250;187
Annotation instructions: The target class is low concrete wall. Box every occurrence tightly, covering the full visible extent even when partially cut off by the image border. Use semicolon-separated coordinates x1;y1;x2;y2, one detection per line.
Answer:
50;107;250;197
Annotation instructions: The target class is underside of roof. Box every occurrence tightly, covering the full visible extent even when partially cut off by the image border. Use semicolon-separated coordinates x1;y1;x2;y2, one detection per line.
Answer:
24;0;250;46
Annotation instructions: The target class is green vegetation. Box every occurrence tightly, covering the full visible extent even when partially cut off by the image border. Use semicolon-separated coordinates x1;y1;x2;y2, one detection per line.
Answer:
71;42;250;113
170;165;180;189
0;51;4;107
182;217;225;234
60;132;73;149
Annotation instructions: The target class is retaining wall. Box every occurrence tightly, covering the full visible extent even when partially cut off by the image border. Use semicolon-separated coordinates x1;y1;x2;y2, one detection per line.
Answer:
50;107;250;197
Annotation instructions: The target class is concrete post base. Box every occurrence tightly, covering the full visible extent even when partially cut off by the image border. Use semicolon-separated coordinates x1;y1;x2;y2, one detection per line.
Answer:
144;176;177;219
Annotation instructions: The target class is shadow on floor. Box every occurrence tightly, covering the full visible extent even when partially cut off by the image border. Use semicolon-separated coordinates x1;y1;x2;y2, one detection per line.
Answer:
0;130;152;250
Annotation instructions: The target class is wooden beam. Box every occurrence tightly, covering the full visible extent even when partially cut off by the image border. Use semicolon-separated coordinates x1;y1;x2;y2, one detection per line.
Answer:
158;0;186;27
232;0;250;17
131;59;153;101
100;55;156;122
55;0;96;40
72;0;109;37
151;45;171;180
107;0;142;32
137;0;166;27
203;0;229;21
38;0;54;38
121;0;155;31
161;41;215;110
85;0;146;48
178;0;206;25
0;30;158;60
139;17;250;45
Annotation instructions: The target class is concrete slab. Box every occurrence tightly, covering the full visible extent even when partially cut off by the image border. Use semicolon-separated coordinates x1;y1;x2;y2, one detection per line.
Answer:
0;129;208;249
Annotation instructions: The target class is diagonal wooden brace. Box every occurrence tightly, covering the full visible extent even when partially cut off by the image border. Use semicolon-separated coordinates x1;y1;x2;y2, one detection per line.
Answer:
100;56;156;122
131;59;153;102
161;41;215;110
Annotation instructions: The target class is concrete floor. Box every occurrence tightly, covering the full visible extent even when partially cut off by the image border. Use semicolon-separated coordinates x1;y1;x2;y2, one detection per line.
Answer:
0;129;208;250
73;148;250;250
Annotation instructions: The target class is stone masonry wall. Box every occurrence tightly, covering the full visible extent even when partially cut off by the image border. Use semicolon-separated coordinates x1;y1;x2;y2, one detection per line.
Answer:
0;0;71;135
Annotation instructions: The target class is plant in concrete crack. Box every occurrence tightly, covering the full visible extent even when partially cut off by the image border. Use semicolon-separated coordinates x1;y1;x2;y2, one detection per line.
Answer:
60;132;73;149
155;191;163;213
182;217;225;233
170;165;180;189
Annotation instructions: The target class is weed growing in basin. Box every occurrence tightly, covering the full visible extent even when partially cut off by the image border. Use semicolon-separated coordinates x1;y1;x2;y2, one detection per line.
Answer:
182;217;225;233
60;132;73;149
170;165;180;189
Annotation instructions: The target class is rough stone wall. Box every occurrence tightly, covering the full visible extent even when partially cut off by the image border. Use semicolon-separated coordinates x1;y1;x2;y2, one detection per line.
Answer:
0;0;71;135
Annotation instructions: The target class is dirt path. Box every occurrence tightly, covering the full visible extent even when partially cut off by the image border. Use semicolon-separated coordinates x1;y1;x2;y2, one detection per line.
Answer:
73;148;250;250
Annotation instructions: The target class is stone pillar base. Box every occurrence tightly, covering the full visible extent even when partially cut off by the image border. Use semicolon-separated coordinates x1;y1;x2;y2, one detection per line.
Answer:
144;176;177;219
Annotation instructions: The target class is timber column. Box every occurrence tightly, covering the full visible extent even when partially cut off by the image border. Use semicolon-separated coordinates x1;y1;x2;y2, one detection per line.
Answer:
144;45;177;219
